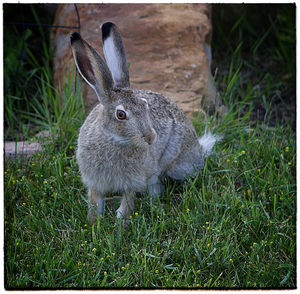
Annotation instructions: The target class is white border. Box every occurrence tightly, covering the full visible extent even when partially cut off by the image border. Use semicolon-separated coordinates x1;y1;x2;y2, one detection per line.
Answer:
1;0;298;293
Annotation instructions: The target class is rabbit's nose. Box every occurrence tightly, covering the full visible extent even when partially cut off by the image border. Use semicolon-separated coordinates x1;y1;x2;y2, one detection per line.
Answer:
143;128;156;145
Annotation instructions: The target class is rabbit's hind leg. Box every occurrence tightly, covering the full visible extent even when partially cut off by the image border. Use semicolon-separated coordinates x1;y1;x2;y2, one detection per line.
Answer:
146;174;165;201
166;145;204;181
87;188;105;223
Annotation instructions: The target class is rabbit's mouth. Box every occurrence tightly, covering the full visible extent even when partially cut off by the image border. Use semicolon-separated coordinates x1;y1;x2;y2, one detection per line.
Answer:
130;132;155;148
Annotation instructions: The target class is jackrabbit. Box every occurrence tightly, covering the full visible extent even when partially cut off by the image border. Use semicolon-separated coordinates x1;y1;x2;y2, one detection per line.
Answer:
70;22;218;223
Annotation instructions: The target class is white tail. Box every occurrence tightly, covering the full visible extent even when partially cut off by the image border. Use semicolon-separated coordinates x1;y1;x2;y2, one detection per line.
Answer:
198;132;221;155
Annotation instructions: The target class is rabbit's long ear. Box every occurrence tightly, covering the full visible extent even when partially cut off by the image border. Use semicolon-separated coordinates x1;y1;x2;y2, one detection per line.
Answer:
71;32;113;102
102;22;130;88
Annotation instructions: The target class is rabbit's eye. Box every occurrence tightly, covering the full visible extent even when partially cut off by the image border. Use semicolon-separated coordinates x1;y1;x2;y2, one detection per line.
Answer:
116;110;126;120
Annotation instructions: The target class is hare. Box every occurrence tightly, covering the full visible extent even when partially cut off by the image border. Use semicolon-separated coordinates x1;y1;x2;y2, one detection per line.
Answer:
70;22;218;223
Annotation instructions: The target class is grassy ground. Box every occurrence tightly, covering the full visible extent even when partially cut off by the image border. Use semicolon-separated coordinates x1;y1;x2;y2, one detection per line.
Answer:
4;4;296;289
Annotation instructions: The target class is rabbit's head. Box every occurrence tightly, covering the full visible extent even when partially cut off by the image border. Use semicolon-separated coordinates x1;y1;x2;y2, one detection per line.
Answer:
71;23;156;147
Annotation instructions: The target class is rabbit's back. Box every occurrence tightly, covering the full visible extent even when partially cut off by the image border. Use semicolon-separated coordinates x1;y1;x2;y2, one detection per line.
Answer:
135;89;194;127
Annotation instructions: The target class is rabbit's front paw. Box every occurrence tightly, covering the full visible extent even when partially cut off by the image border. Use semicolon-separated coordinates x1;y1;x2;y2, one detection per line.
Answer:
116;208;132;226
87;207;97;224
116;208;123;219
87;190;105;223
116;193;135;220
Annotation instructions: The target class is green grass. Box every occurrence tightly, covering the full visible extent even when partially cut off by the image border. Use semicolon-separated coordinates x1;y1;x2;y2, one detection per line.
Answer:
4;109;296;289
4;4;296;290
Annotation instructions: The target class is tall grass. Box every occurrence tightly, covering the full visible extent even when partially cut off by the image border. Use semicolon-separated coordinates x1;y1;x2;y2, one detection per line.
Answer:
4;4;296;289
212;4;295;127
4;4;57;140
